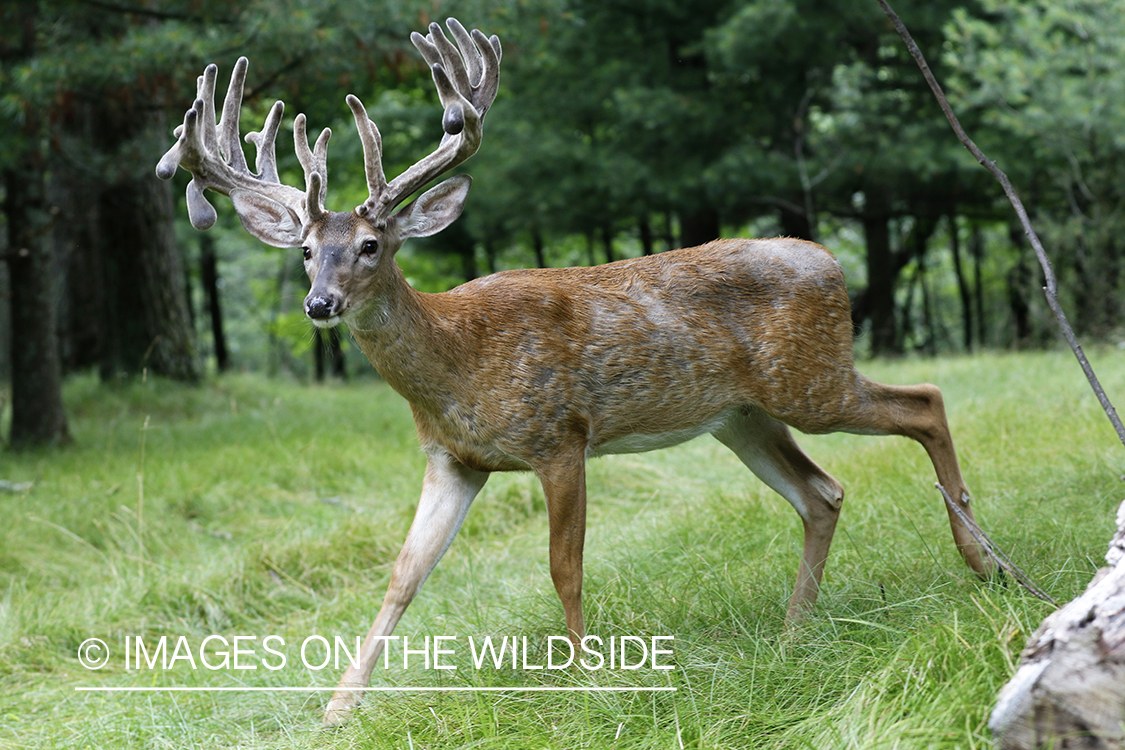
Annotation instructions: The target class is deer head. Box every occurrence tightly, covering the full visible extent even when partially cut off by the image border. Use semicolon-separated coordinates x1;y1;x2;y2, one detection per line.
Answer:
156;18;501;328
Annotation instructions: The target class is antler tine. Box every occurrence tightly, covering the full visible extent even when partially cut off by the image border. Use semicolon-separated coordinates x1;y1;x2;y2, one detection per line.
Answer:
218;58;251;175
470;29;502;119
411;21;502;119
293;114;312;175
185;179;216;230
245;100;285;184
410;28;443;70
197;65;218;153
359;18;501;219
293;113;331;221
346;95;387;218
381;62;479;206
446;19;482;89
426;22;473;104
158;97;222;229
156;58;309;231
306;172;325;225
445;19;481;88
311;127;331;210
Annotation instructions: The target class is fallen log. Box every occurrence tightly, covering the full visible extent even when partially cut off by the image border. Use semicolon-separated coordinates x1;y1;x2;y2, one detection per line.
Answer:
989;499;1125;749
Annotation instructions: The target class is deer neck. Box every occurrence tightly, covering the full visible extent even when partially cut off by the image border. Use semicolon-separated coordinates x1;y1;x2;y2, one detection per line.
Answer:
344;265;465;409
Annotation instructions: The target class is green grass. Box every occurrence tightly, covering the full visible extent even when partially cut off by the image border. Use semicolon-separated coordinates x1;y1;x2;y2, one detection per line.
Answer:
0;351;1122;748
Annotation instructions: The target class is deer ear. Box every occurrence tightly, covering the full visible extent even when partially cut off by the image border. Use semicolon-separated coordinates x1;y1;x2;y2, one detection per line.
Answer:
230;188;305;248
392;175;471;240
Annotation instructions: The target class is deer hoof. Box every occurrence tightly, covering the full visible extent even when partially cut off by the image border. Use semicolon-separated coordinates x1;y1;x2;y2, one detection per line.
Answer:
323;692;359;728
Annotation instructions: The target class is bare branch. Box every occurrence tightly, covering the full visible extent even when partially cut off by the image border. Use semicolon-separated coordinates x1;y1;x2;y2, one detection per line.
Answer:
876;0;1125;451
938;484;1057;605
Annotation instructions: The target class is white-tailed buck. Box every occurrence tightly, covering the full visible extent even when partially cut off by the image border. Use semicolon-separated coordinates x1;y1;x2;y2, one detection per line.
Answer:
158;19;993;726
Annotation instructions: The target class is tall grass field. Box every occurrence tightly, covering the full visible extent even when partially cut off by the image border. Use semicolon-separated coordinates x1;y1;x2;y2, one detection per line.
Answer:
1;351;1122;749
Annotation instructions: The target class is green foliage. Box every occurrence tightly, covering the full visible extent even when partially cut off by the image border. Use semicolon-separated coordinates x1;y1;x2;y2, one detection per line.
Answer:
0;352;1122;747
6;0;1120;363
946;0;1125;337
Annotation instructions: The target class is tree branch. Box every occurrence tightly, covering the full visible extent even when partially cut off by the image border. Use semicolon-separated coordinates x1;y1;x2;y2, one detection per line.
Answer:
243;56;307;102
76;0;235;24
876;0;1125;451
938;484;1057;605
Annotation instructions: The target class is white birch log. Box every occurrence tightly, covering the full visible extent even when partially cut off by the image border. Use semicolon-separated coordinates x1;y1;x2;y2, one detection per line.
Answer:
990;499;1125;749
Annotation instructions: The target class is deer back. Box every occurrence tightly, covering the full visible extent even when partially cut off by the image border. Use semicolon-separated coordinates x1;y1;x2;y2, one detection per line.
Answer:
346;238;861;473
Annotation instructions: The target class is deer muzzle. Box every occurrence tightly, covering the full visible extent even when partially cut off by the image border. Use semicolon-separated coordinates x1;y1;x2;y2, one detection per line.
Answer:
304;292;344;327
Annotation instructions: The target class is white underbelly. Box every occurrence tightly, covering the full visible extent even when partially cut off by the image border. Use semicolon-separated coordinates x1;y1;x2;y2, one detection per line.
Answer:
587;410;734;458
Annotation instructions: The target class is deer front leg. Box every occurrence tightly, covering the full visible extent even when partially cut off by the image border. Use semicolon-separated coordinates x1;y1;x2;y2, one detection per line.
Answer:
323;450;488;728
536;454;588;644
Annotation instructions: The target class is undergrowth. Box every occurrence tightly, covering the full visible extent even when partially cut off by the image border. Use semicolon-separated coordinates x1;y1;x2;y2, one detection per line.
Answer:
0;350;1121;749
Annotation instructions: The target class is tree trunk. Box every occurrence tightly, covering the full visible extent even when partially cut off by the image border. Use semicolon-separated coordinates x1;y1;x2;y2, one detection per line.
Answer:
313;329;325;382
638;214;654;255
972;226;986;346
269;252;298;377
54;96;197;381
184;249;195;332
900;263;918;350
990;499;1125;749
779;197;815;241
99;170;198;381
1007;225;1033;348
679;206;720;249
532;227;546;268
1072;235;1095;337
200;234;228;372
918;252;935;356
909;215;940;355
450;220;477;282
662;211;677;252
3;2;70;448
949;213;974;352
0;249;9;382
5;152;71;447
313;327;346;382
1104;237;1121;333
601;223;615;263
483;235;498;275
329;326;346;380
53;165;106;373
862;212;899;356
1007;260;1033;348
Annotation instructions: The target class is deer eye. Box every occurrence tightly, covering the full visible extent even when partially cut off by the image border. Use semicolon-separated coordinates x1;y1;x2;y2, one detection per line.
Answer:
360;239;379;256
301;246;311;261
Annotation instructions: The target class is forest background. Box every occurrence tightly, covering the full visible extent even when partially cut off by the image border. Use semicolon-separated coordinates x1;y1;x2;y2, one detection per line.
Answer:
3;0;1125;447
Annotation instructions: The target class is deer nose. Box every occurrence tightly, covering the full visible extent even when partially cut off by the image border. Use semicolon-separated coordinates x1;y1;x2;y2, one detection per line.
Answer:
305;294;338;320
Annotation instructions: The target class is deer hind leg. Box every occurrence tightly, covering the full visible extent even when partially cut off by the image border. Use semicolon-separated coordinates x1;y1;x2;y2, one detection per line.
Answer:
323;450;489;728
838;378;994;578
713;407;845;621
535;454;588;645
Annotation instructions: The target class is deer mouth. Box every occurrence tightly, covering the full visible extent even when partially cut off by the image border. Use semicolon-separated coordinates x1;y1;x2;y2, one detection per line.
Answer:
309;313;343;329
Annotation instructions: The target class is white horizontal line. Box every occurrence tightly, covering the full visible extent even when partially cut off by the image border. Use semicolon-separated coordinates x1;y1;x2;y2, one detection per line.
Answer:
75;686;677;693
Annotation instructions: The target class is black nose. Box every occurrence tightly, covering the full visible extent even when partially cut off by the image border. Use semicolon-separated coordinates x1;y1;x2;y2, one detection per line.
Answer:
305;295;337;320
